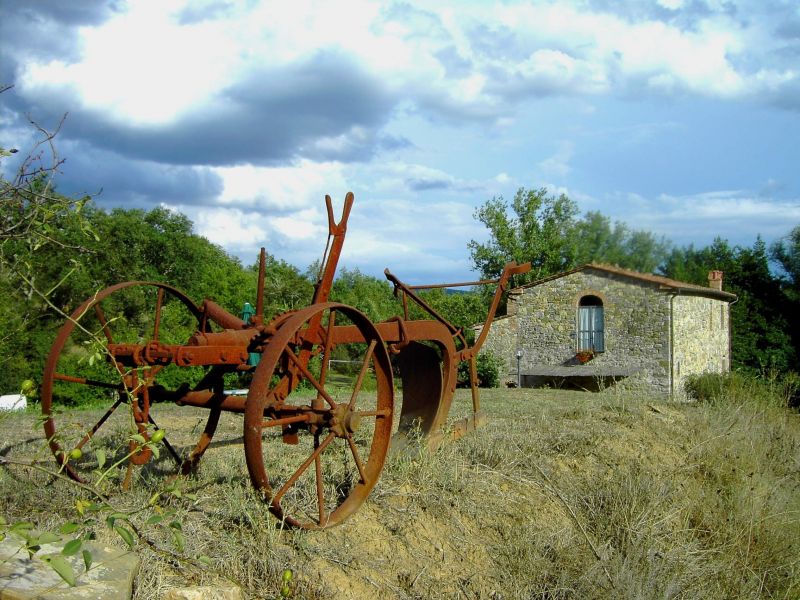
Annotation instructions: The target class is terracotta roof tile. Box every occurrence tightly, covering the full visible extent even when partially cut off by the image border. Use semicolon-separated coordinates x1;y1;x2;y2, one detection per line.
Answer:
516;263;737;301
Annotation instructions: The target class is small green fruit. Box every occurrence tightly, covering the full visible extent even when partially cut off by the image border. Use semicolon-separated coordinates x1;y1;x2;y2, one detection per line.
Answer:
20;379;36;394
281;568;293;582
68;448;82;460
280;583;292;598
150;429;166;443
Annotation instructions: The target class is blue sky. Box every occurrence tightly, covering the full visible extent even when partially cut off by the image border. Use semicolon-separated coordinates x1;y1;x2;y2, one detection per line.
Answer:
1;0;799;284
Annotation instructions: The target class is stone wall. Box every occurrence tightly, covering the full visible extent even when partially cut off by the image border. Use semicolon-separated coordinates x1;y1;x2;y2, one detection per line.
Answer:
478;268;734;395
672;294;730;393
478;314;518;380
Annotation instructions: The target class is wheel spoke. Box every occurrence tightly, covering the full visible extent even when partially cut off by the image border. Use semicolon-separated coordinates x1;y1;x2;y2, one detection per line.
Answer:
94;304;114;344
148;415;182;466
346;434;368;484
261;414;311;428
354;408;392;418
314;433;326;526
54;372;125;390
74;396;125;450
316;309;336;395
284;347;337;409
153;287;164;341
347;339;377;411
273;432;334;505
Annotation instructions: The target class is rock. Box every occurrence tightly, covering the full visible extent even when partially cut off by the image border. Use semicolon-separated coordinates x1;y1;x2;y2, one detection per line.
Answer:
162;585;244;600
0;537;140;600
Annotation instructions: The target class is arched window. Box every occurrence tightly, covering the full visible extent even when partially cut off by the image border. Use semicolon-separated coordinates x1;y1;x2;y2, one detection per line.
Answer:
577;295;604;352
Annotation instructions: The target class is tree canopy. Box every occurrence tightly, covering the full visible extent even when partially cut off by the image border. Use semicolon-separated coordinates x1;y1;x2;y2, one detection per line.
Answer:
468;187;669;284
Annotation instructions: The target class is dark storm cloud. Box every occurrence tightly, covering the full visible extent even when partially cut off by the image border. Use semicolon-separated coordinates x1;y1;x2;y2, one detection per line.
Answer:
53;140;225;209
0;0;120;70
8;50;397;167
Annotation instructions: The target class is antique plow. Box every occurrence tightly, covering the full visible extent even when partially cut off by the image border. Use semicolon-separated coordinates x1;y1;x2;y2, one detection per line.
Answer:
41;193;530;529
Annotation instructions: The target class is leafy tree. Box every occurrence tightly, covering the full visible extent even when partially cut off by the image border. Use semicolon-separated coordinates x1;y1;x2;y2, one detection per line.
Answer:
469;189;670;288
573;211;669;273
663;237;796;373
771;225;800;290
770;225;800;369
468;187;580;284
259;253;314;318
329;267;399;323
417;288;488;341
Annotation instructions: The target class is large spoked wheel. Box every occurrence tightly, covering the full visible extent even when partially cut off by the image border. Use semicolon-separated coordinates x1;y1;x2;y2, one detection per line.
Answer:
41;282;223;486
244;302;393;529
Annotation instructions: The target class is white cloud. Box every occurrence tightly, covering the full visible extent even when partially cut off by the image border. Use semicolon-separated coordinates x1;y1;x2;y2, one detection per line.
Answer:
537;141;574;179
212;161;348;210
193;208;268;250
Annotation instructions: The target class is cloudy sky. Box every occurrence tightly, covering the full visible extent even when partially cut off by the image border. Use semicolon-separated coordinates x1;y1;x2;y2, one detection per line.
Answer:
2;0;799;284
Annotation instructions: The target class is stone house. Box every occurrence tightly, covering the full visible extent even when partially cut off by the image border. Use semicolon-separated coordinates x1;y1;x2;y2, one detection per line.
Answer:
477;264;737;396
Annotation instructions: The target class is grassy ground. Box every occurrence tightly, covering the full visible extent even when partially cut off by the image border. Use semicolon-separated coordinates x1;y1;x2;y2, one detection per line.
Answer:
1;386;799;599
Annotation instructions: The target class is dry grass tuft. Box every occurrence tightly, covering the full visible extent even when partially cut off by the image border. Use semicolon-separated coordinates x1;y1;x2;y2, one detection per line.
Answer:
2;385;798;599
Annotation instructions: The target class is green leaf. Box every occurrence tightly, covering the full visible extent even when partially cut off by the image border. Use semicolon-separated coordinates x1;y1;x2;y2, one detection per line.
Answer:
145;514;164;526
170;529;185;553
36;532;61;544
130;434;146;445
42;554;76;587
82;549;92;572
95;449;106;470
113;525;135;549
198;554;212;567
62;539;82;556
169;520;182;531
10;521;34;535
59;522;80;535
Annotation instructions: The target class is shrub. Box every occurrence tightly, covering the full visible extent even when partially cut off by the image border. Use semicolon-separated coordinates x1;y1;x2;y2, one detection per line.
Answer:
457;351;501;388
684;370;799;409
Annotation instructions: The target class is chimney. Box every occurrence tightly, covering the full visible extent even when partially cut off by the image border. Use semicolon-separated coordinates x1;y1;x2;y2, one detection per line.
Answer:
708;270;723;291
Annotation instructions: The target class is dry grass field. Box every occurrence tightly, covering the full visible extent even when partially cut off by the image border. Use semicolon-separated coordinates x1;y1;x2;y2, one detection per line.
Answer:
2;383;799;599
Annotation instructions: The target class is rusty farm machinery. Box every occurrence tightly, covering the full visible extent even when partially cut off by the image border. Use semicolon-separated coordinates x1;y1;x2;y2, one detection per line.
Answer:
41;193;530;529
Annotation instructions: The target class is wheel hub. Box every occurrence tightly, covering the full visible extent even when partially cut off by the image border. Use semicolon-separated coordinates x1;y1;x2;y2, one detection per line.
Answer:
330;404;361;437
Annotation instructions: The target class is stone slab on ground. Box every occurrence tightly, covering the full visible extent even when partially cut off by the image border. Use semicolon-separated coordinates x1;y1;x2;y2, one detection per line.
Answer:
162;585;244;600
0;538;139;600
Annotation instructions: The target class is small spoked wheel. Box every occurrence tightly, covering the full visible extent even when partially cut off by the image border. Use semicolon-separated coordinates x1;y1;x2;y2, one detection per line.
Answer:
244;302;393;529
41;282;223;486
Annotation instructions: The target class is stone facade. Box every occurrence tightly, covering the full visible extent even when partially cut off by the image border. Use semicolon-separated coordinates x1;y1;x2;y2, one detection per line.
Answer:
477;264;734;396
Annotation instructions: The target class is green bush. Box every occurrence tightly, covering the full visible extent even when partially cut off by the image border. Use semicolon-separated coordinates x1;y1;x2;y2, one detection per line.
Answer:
457;351;501;388
684;370;799;409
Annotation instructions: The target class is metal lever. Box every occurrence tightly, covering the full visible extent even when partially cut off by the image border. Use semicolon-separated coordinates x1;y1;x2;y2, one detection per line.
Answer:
325;191;354;236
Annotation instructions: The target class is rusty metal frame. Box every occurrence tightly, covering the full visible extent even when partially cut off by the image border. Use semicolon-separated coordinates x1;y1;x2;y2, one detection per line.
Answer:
41;192;530;529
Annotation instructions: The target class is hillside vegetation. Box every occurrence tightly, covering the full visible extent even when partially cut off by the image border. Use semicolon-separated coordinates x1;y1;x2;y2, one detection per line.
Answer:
2;382;797;599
